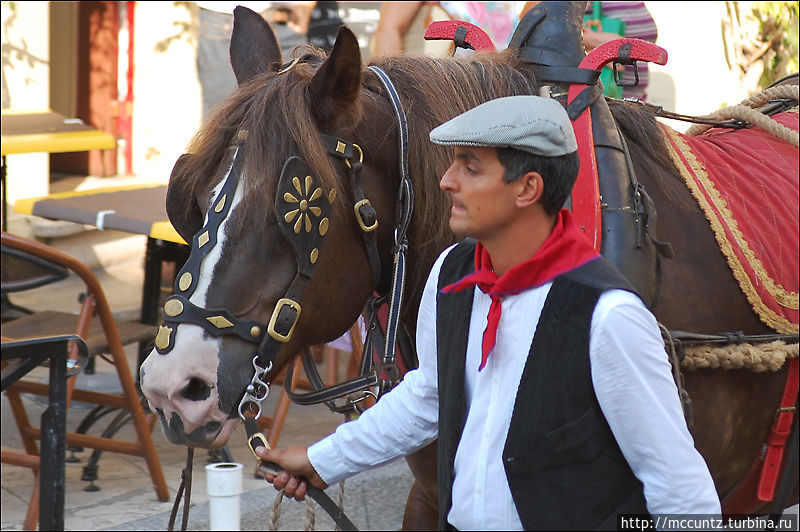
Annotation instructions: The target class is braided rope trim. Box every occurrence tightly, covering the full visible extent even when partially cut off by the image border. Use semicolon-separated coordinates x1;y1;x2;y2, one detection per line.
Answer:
686;86;799;147
681;341;798;372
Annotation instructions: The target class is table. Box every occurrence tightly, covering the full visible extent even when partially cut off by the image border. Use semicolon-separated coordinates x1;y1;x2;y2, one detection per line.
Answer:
1;110;117;231
13;185;189;368
1;334;88;531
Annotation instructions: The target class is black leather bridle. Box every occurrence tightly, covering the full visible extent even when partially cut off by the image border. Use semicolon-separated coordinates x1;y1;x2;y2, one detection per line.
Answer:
159;63;413;532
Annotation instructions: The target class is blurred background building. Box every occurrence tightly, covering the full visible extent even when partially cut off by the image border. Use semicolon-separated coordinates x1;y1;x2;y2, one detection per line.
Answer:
2;1;797;208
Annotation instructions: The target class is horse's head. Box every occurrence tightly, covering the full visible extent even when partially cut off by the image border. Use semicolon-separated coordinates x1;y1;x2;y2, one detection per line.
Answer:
140;6;402;447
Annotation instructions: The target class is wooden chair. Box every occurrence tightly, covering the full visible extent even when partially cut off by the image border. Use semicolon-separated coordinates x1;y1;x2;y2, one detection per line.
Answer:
0;231;169;530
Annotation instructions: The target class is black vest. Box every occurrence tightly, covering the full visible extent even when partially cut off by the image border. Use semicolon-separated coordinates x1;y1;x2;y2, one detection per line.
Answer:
436;240;649;530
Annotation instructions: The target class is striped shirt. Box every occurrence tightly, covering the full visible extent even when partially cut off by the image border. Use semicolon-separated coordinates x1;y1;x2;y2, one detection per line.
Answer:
584;1;658;99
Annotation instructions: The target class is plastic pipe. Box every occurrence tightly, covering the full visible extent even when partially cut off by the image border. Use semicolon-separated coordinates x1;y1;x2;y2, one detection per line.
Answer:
205;462;243;531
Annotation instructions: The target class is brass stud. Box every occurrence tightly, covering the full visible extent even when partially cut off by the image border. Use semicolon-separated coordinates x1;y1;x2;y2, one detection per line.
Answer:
309;206;321;217
207;316;234;329
336;141;346;154
198;231;210;248
293;216;303;234
164;299;184;317
155;325;174;350
305;175;313;195
214;194;227;213
284;192;299;203
310;187;322;202
319;218;329;236
237;129;249;140
310;248;319;264
285;209;299;223
250;326;262;338
305;214;312;232
179;272;193;291
328;190;337;204
293;176;303;195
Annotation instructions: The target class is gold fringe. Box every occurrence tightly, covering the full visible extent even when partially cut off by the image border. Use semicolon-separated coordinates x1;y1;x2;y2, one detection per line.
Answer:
661;126;799;334
682;341;798;372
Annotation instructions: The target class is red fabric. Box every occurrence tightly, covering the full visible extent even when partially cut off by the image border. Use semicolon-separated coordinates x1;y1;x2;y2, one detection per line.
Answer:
661;111;799;332
442;209;599;370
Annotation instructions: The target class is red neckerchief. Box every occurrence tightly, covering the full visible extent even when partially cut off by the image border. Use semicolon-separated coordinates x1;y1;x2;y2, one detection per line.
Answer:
441;209;600;370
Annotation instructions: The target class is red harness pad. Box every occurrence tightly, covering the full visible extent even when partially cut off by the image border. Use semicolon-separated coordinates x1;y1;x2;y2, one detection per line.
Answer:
660;110;799;333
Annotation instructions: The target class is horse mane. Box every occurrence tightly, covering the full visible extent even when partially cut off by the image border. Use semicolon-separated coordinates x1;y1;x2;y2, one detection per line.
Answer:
171;44;685;328
605;99;690;205
175;49;353;228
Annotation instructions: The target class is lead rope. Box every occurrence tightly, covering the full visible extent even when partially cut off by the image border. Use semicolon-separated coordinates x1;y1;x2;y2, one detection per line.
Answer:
268;481;346;530
168;447;194;531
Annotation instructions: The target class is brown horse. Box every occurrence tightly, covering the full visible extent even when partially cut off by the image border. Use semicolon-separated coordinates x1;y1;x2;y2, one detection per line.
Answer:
140;3;798;528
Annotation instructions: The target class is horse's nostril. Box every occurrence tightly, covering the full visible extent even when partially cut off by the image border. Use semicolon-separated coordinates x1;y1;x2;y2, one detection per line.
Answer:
181;377;213;402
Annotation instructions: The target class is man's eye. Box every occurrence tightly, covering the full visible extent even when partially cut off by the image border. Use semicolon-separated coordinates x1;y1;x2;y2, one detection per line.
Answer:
465;166;477;174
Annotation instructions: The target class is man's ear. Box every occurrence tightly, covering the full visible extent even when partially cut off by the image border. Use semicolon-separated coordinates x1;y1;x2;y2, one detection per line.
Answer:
515;171;545;208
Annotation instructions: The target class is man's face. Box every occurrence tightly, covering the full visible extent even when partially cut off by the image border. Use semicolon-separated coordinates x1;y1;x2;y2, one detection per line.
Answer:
439;146;519;241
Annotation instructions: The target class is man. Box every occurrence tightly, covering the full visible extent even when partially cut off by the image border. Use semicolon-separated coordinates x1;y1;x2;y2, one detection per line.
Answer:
256;95;720;529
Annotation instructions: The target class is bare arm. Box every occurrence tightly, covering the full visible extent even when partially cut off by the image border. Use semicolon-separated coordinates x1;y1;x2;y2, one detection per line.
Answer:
371;1;424;57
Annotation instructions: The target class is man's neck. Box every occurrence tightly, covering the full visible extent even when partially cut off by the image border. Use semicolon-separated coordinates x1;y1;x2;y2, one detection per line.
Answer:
481;211;557;276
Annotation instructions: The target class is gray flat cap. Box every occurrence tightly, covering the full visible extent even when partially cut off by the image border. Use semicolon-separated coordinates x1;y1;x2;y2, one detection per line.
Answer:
429;95;577;156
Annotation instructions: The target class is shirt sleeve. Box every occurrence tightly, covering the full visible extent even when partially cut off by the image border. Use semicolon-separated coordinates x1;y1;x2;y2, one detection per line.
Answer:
307;245;456;485
589;290;722;516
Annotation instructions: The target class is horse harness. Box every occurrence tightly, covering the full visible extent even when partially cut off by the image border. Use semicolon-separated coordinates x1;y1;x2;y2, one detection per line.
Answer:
159;62;413;531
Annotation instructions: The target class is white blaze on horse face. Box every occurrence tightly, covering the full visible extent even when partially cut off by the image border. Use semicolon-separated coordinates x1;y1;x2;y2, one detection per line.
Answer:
142;152;244;437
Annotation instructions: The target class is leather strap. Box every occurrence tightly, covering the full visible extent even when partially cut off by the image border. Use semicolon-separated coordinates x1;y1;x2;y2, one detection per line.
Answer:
366;65;414;393
758;356;799;501
722;356;799;514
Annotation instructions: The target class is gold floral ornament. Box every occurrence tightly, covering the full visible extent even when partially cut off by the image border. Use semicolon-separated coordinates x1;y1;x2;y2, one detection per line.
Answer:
283;175;325;234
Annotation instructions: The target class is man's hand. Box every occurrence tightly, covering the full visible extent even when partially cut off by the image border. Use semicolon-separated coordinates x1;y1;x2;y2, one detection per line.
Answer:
255;445;328;501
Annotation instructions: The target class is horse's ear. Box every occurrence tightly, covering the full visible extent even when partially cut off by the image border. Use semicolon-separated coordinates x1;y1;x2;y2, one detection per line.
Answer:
166;154;203;243
308;26;362;128
230;6;282;86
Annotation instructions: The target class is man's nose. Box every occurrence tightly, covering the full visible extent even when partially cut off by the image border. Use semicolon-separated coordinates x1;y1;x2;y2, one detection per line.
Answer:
440;165;456;191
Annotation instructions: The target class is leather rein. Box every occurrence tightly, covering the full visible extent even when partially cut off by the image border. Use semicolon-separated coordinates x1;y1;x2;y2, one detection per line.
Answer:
161;62;412;531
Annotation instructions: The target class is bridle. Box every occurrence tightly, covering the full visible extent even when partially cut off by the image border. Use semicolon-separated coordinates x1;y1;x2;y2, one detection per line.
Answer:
158;62;412;531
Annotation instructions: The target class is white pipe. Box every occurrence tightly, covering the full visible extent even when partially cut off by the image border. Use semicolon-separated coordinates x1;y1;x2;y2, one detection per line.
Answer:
206;462;243;531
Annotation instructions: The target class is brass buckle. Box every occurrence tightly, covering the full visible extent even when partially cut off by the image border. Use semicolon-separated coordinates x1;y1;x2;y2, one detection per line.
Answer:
248;431;270;461
344;143;364;169
354;199;379;232
267;298;301;342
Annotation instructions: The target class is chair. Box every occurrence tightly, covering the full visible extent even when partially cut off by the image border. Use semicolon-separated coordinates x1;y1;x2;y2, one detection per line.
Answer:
2;333;88;531
0;231;169;530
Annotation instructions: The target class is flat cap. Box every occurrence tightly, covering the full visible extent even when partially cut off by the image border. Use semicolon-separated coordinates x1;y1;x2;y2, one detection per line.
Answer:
429;95;577;156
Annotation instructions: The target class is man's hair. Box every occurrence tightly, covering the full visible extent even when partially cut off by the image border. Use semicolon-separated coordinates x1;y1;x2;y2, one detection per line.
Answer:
496;147;580;215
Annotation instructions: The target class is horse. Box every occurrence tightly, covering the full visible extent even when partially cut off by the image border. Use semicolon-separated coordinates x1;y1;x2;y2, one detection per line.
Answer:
140;3;798;528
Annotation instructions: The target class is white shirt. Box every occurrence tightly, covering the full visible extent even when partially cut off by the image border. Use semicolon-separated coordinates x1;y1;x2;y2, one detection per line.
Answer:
309;244;721;530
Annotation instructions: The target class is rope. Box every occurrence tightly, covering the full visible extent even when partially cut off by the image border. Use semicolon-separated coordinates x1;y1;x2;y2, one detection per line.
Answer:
681;340;799;372
269;489;285;531
305;498;316;531
686;86;799;147
267;482;347;530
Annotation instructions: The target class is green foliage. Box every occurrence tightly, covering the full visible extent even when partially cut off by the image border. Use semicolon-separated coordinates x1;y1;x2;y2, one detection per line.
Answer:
751;1;799;87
